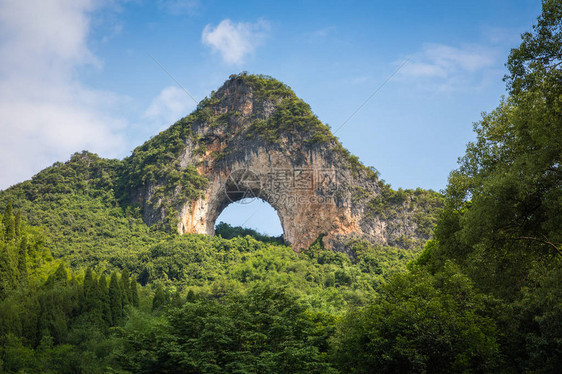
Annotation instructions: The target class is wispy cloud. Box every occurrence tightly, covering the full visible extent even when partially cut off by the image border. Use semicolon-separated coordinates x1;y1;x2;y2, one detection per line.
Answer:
201;19;269;65
0;0;126;190
303;26;337;44
399;43;498;91
481;26;524;45
310;26;336;38
144;86;196;131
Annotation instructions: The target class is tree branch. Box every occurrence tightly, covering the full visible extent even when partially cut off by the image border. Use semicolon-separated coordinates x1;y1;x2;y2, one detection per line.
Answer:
547;59;562;73
514;236;562;258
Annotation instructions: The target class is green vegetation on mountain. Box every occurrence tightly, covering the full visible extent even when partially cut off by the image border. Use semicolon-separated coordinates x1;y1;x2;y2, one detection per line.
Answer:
231;72;294;101
0;198;425;372
236;72;372;172
118;113;208;217
366;186;444;242
199;72;336;147
247;93;336;146
0;152;167;266
1;3;561;372
215;221;284;244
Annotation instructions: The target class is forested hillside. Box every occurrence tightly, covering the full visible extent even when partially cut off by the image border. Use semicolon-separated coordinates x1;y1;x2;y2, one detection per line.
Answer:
1;1;561;373
0;199;421;372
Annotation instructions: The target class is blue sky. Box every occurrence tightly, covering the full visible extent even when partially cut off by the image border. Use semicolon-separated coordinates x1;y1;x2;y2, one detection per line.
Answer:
0;0;542;234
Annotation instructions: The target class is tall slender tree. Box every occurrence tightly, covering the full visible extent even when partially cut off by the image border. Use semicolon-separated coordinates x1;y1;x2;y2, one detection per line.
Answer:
0;217;4;244
3;203;15;241
14;210;21;238
17;236;28;283
52;263;68;283
130;279;139;308
152;286;168;311
82;268;100;314
120;268;131;306
109;272;123;323
0;244;16;297
98;274;113;326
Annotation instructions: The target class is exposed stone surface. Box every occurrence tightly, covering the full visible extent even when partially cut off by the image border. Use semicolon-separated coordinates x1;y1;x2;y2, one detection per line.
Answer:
132;74;442;252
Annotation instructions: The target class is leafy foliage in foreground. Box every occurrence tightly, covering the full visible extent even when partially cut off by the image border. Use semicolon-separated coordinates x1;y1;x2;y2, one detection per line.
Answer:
417;1;562;371
117;285;337;374
0;205;426;373
0;202;511;373
333;264;501;373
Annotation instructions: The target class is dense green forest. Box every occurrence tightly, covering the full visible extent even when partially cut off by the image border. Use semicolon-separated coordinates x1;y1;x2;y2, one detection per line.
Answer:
1;2;561;372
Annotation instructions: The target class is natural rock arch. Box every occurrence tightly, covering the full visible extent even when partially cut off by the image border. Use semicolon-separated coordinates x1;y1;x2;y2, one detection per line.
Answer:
214;197;284;237
126;73;442;252
176;145;359;250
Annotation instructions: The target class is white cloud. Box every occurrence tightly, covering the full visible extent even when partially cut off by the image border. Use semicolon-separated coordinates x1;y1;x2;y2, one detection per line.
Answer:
403;62;448;78
201;19;268;64
399;43;498;91
0;0;128;190
482;26;524;45
144;86;196;131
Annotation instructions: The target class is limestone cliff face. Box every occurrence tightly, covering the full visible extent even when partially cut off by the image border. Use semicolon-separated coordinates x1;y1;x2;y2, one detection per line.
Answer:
128;73;442;252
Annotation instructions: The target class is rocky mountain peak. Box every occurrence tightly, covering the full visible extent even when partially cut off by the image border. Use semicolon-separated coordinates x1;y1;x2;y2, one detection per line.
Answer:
203;73;295;123
122;73;442;252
